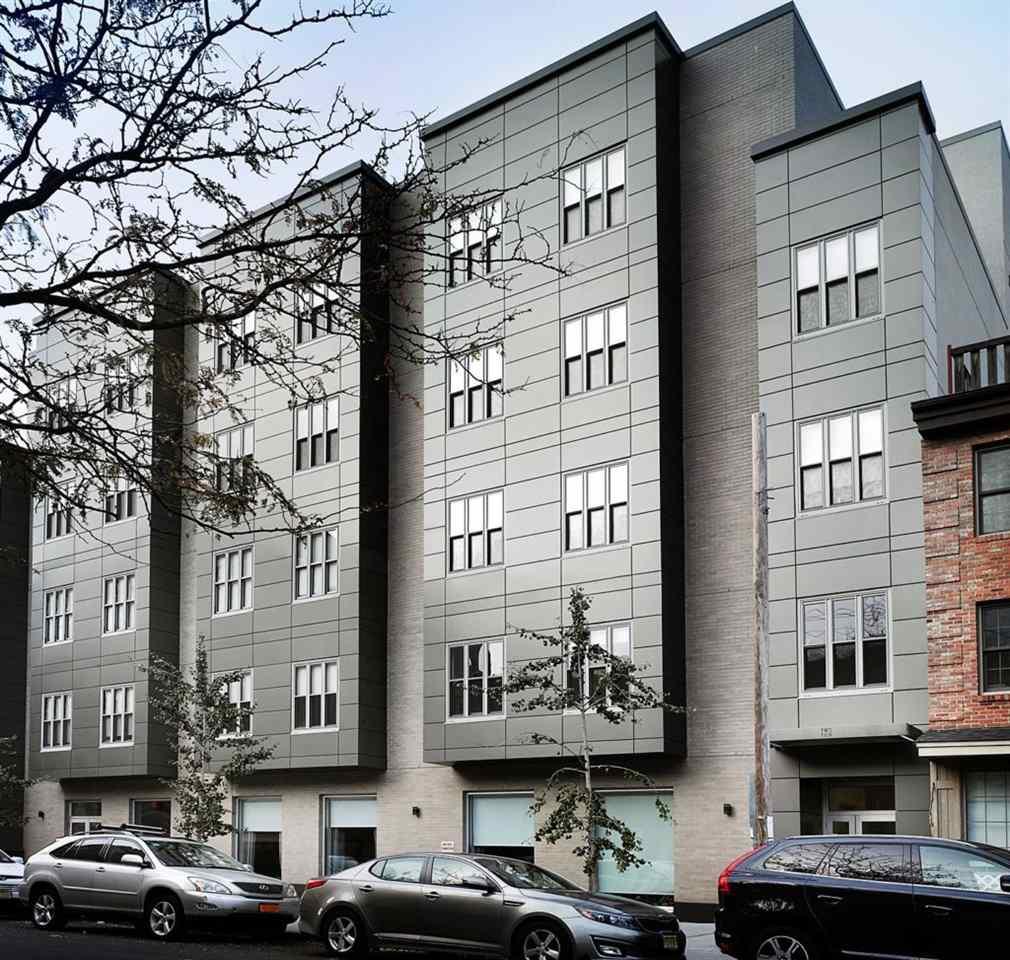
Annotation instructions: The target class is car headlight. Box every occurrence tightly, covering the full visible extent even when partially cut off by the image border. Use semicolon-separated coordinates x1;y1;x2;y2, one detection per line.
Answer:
188;876;232;895
284;884;297;898
576;906;636;929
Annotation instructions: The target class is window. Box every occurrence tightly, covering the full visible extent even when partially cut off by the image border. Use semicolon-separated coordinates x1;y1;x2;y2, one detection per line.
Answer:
977;444;1010;534
564;303;627;396
100;685;135;746
566;623;631;705
447;640;504;719
293;660;338;731
596;792;673;894
296;287;338;344
42;693;72;751
235;798;281;877
825;843;910;882
979;603;1010;693
294;398;339;470
799;408;884;510
65;837;109;862
564;463;629;551
104;475;138;523
67;800;102;835
431;856;494;888
215;424;254;491
448;199;501;287
965;772;1010;847
104;352;145;412
323;797;377;874
448;345;503;427
213;547;252;615
796;224;880;333
919;844;1006;892
802;593;888;691
216;311;256;371
130;799;172;833
46;378;76;431
102;574;136;634
45;496;73;540
104;838;143;864
294;529;338;599
43;588;73;644
562;147;625;244
466;793;534;862
448;490;503;572
762;843;832;875
223;672;253;735
379;856;425;883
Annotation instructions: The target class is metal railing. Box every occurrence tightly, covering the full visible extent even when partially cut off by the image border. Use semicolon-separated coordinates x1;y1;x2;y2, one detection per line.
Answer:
949;333;1010;394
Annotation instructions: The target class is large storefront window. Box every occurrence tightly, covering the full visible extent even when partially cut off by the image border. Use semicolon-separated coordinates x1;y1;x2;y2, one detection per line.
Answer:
131;799;172;833
966;771;1009;848
596;791;674;897
235;798;281;877
67;800;102;834
323;797;377;875
466;793;535;862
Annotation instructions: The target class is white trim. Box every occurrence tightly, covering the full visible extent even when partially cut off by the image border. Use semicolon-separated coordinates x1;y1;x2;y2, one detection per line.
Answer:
291;659;339;734
445;638;506;721
916;741;1010;758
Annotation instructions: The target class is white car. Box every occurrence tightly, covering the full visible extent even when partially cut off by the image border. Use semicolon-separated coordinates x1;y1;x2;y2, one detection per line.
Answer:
0;849;25;905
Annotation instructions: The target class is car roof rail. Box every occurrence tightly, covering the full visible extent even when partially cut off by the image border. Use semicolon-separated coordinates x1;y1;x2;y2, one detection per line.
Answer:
92;822;168;837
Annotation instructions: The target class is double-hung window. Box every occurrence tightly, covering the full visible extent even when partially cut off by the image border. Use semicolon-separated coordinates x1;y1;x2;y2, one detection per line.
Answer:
448;345;503;427
802;593;888;692
44;588;73;644
796;224;880;333
564;303;627;396
104;352;145;411
216;312;256;372
799;408;884;511
448;200;501;287
562;147;625;244
46;379;75;431
293;660;338;731
565;624;631;704
213;547;253;614
294;529;339;599
224;672;253;735
215;423;254;492
296;288;337;344
448;490;504;572
104;475;138;523
100;685;135;746
979;602;1010;693
45;496;73;540
447;640;504;719
976;444;1010;534
564;462;629;551
102;574;135;634
294;398;339;471
42;693;72;751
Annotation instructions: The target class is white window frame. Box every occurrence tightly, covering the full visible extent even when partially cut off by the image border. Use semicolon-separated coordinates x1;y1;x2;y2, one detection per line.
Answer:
104;475;138;524
294;397;339;472
446;639;505;721
44;495;73;541
448;344;504;429
292;659;339;733
464;791;535;856
221;672;253;737
563;302;628;398
213;546;253;616
562;146;626;246
41;692;72;752
447;490;504;573
215;423;254;492
104;351;146;412
99;684;135;747
797;406;886;513
67;800;102;834
293;528;339;601
799;591;892;697
296;287;337;344
43;587;74;645
564;623;632;710
563;462;630;553
448;199;502;288
102;574;136;635
216;310;256;372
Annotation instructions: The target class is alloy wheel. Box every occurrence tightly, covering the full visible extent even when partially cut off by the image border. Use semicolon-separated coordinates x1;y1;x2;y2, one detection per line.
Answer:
149;899;177;937
33;893;56;927
523;928;562;960
756;934;811;960
327;915;358;954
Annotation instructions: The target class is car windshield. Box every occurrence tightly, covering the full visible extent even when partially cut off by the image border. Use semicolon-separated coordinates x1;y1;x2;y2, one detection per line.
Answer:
147;840;246;870
475;858;579;890
0;850;11;864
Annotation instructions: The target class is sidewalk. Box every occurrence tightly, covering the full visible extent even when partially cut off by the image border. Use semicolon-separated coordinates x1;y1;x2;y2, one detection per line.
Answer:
681;921;719;959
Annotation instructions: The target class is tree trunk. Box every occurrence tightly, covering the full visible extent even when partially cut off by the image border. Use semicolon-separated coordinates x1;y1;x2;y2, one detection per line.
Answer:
581;706;596;892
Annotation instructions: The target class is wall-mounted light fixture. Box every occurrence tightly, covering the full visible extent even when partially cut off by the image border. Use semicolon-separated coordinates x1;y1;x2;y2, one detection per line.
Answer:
723;802;734;817
411;806;421;818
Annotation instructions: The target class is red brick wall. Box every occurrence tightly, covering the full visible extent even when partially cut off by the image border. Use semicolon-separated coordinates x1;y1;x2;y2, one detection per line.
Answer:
923;425;1010;729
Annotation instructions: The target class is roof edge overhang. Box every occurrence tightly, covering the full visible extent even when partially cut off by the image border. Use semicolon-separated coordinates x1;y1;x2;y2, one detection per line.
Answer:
911;382;1010;437
770;722;922;750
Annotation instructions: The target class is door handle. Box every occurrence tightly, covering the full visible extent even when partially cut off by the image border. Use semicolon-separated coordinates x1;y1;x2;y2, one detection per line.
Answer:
54;863;63;869
924;904;952;917
425;890;441;900
359;884;373;893
816;895;843;906
96;867;106;873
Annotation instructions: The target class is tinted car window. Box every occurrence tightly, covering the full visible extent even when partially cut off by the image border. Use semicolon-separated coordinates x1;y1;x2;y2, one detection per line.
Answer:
381;857;425;883
431;857;493;888
825;843;909;882
762;843;832;875
475;857;579;890
66;838;108;862
919;846;1007;892
368;859;386;879
104;839;143;864
51;841;79;859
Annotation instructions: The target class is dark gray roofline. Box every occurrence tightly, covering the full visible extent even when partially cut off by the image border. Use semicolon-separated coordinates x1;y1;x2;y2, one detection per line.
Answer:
198;159;389;249
751;82;936;160
420;12;681;141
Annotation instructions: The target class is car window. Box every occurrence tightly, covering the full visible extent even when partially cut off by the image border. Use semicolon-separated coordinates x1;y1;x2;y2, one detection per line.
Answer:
51;841;79;859
762;843;832;875
104;839;143;864
368;859;386;879
381;856;425;883
919;846;1008;893
66;837;108;862
431;857;493;888
146;840;245;869
825;843;910;882
475;858;579;890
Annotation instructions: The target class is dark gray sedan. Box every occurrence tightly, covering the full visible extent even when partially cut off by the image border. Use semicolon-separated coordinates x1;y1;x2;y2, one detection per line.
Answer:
299;852;686;959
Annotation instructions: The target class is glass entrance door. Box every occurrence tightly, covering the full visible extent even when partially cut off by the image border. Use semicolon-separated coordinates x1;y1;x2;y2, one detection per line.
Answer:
825;811;896;835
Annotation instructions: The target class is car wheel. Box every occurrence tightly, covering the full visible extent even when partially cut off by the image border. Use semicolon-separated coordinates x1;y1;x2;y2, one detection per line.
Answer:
753;928;820;960
517;920;568;960
323;907;366;956
30;887;66;931
145;892;185;941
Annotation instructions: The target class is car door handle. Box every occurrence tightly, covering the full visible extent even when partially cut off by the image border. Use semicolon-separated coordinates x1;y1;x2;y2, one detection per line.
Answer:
816;895;843;906
924;904;952;917
425;890;441;900
96;867;106;873
359;884;373;893
53;863;63;869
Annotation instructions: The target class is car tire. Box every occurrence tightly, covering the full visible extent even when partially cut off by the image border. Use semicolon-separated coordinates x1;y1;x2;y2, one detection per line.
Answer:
322;906;367;957
30;886;66;931
752;927;821;960
145;891;185;941
514;919;569;960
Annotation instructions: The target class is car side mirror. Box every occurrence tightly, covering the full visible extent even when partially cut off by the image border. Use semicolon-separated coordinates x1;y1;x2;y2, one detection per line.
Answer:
465;876;495;894
243;863;254;872
1001;874;1010;894
121;854;146;868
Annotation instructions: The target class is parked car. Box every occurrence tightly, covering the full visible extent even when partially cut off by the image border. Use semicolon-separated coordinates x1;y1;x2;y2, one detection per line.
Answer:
19;824;298;941
299;851;687;958
714;834;1010;959
0;849;25;909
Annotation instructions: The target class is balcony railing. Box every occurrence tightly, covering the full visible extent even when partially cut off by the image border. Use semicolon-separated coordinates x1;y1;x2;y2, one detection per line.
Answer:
949;334;1010;394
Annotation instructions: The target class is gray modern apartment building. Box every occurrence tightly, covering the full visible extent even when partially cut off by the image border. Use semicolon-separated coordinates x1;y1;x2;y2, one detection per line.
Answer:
19;3;1010;915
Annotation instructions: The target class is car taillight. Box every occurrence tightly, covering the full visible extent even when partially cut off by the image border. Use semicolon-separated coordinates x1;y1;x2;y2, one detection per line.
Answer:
717;849;755;895
304;878;327;890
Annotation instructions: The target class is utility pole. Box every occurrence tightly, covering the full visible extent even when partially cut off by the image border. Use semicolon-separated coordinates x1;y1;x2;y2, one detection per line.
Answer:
752;411;771;846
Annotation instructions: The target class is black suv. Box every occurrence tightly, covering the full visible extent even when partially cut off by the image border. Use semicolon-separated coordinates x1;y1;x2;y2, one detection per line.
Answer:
714;835;1010;960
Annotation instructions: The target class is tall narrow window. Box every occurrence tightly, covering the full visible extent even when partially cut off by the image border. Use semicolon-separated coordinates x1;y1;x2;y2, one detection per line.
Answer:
45;496;73;540
796;244;820;333
858;410;884;500
854;226;880;318
224;673;253;735
294;529;339;599
448;345;503;428
213;547;253;614
102;574;135;634
824;236;849;327
563;303;628;396
104;475;138;523
42;693;72;751
296;288;336;343
980;603;1010;692
215;424;254;491
606;149;626;227
584;156;603;236
800;422;824;509
100;685;135;746
977;444;1010;534
799;408;885;512
105;352;145;411
293;660;338;731
562;147;626;245
564;463;629;552
829;415;853;505
43;588;73;644
802;593;888;692
448;491;503;572
796;224;882;333
447;200;502;287
217;312;256;371
563;167;582;244
802;602;827;690
294;398;339;471
447;640;504;718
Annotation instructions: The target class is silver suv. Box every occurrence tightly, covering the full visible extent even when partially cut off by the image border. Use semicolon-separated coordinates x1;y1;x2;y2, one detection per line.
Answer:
20;824;298;941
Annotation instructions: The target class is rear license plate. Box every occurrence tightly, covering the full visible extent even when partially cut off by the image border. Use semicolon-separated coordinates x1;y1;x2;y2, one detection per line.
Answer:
258;903;280;913
662;933;678;950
